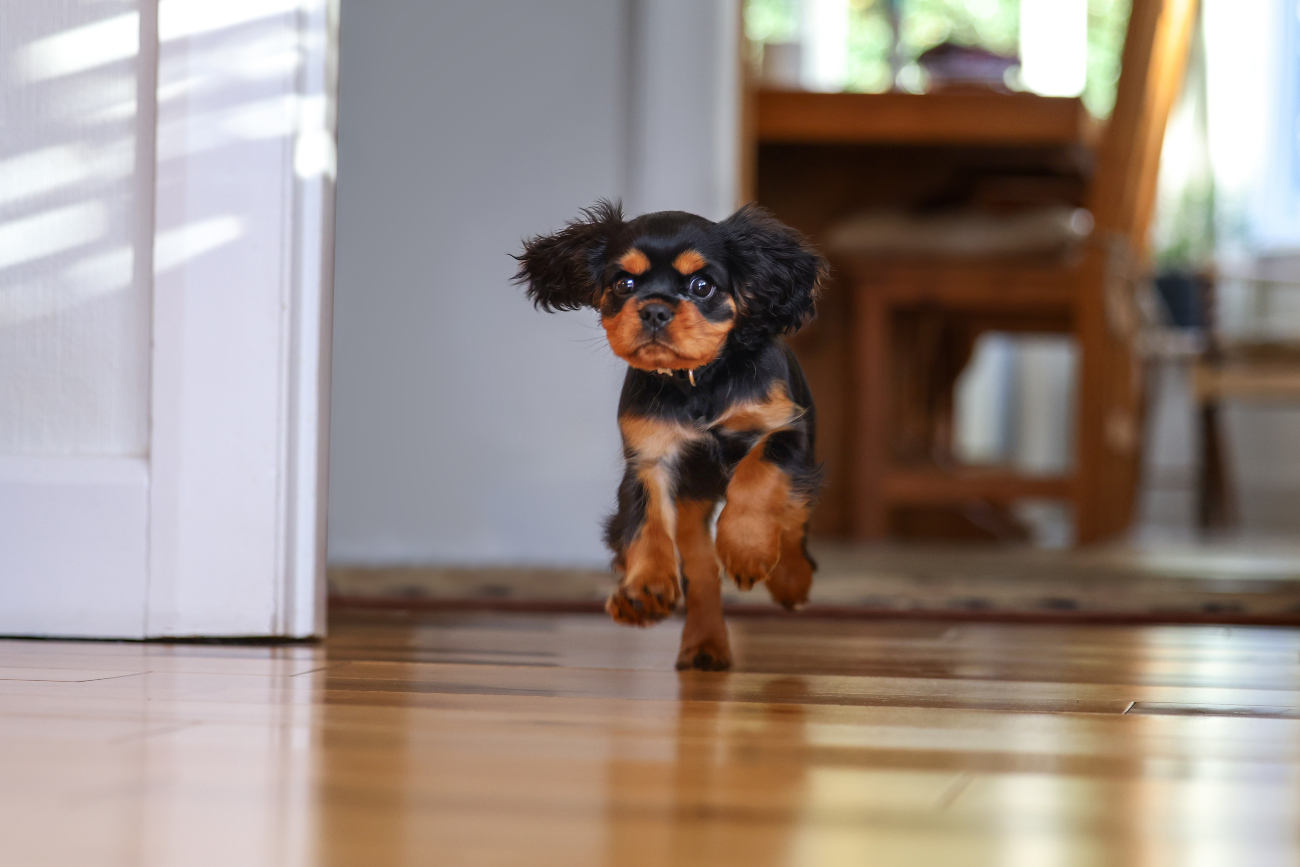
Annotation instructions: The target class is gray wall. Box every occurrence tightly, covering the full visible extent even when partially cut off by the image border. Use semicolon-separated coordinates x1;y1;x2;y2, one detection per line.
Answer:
328;1;738;566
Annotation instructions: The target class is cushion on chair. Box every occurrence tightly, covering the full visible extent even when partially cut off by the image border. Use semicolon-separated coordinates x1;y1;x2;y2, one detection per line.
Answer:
825;206;1094;258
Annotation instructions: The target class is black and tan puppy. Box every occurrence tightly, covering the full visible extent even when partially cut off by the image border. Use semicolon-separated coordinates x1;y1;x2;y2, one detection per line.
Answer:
515;202;826;670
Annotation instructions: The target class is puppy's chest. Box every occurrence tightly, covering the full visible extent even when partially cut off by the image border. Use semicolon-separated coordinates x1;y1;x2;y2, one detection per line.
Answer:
619;383;800;463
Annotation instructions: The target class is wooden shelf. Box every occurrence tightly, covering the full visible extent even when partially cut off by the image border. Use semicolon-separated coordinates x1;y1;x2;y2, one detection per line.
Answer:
757;90;1095;147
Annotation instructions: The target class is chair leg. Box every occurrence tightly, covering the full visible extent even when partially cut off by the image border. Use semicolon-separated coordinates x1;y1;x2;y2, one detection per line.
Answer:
851;290;889;538
929;321;977;467
1197;400;1235;532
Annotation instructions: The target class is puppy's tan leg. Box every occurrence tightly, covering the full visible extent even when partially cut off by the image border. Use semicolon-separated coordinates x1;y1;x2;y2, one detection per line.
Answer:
764;519;814;611
716;441;808;591
674;499;731;671
606;462;681;626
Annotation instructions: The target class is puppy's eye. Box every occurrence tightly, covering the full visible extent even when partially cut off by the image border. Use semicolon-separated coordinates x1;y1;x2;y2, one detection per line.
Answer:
687;276;715;299
614;276;636;293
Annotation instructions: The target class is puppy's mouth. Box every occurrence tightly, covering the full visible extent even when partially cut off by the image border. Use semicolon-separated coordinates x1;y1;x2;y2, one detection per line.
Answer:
628;335;688;368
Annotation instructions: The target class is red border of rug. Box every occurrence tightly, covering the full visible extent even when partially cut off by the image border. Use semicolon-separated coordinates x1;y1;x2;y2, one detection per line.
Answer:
329;595;1300;626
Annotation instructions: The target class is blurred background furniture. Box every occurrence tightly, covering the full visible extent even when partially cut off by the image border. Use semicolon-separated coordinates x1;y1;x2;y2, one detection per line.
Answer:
1192;261;1300;531
752;0;1199;544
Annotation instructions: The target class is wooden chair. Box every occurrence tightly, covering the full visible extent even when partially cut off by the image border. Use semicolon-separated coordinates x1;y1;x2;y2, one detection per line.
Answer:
835;0;1200;543
1192;264;1300;530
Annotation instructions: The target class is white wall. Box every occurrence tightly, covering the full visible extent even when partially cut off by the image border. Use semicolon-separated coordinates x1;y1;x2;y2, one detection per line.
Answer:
0;0;153;456
328;0;740;567
627;0;740;219
328;0;630;567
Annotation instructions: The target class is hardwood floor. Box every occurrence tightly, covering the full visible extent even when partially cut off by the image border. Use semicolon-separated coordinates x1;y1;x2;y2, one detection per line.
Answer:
3;609;1299;865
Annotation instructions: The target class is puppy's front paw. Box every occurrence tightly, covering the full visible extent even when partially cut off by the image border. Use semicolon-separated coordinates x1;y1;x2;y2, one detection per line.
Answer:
715;510;780;591
606;570;680;626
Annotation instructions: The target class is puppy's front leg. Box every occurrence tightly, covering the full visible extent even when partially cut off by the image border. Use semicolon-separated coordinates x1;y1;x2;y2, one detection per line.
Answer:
605;457;682;626
715;431;813;607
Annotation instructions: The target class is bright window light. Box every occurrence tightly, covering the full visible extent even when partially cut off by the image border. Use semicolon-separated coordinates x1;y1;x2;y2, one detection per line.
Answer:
801;0;849;92
1019;0;1088;97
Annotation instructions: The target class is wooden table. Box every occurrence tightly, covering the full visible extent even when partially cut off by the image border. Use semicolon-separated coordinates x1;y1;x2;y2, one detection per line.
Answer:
756;89;1096;147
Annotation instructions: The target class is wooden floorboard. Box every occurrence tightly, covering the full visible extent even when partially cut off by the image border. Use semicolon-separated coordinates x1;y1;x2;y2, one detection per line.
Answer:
2;609;1299;865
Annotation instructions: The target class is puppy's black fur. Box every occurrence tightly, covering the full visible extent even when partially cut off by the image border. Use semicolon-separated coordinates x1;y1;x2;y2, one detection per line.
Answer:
516;202;826;670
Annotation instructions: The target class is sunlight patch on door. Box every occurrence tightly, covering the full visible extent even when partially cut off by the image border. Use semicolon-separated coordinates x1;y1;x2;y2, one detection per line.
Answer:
154;217;244;273
14;13;140;83
0;202;107;271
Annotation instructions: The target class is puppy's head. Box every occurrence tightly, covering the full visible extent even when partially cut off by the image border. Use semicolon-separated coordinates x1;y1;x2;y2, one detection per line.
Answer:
515;201;825;371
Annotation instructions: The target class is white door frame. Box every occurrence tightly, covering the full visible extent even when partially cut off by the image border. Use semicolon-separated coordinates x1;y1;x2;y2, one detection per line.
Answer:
0;0;336;639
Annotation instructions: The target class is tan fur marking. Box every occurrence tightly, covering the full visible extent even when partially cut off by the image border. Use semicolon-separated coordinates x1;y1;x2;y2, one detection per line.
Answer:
673;249;707;274
617;248;650;275
675;499;731;670
715;437;809;588
601;299;648;364
765;517;813;610
622;463;678;589
607;460;684;625
716;381;800;433
602;296;735;371
619;415;698;462
663;298;734;368
676;500;718;581
725;443;799;530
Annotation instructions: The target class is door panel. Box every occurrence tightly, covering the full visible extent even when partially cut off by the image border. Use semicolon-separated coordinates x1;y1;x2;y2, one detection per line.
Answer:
0;457;148;638
0;0;335;640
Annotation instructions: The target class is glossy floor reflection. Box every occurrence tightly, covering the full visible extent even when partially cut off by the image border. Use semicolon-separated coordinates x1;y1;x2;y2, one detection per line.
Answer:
2;610;1299;865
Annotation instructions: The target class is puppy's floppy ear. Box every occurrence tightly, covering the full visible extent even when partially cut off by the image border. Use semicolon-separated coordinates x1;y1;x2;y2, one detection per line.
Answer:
719;204;827;344
514;200;625;311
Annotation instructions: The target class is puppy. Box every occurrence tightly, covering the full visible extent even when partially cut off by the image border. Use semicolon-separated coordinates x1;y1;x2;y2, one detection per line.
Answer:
515;202;826;670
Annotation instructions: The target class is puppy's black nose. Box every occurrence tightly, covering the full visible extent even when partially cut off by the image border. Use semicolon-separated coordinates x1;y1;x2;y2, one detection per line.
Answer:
639;302;674;330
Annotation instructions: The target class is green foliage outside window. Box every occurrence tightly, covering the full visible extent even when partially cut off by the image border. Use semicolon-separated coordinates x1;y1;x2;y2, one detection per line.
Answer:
1084;0;1130;118
745;0;1131;117
745;0;800;43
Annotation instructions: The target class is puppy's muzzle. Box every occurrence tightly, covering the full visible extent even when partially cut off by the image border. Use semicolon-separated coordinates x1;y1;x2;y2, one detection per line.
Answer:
639;301;674;333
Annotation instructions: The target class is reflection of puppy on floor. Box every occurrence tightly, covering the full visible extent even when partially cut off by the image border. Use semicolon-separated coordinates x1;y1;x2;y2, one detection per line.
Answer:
515;203;826;670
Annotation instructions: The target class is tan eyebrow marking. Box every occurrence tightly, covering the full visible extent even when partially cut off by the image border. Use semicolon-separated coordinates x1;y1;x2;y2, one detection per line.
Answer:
673;250;707;274
617;248;651;275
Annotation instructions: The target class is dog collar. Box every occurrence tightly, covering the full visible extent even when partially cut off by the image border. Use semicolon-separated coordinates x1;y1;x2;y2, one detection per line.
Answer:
653;358;717;387
654;367;697;386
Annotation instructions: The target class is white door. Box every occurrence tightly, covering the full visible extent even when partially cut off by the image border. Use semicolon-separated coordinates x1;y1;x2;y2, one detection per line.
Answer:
0;0;336;639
